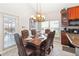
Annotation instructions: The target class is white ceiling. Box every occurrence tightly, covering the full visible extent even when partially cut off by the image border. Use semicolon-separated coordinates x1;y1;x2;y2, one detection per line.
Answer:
29;3;79;12
29;3;79;20
0;3;79;20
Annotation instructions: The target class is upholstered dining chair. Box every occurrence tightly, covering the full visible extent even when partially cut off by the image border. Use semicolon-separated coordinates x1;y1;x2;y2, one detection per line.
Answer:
31;29;37;38
40;31;55;56
14;33;27;56
31;29;36;35
21;30;29;39
45;29;50;34
21;30;29;44
14;33;37;56
40;39;51;56
40;39;47;56
47;31;55;48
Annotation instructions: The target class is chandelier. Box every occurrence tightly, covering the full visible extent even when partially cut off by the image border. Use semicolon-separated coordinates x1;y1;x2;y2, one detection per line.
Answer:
31;4;45;22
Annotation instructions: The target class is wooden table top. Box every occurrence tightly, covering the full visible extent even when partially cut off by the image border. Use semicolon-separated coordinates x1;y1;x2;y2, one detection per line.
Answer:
23;37;44;46
66;33;79;47
32;37;41;46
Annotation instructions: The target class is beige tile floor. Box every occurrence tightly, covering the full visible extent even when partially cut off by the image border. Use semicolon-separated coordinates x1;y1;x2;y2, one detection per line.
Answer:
2;38;75;56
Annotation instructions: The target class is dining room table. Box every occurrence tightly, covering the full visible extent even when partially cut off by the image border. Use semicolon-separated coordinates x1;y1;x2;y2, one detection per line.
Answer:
23;33;47;55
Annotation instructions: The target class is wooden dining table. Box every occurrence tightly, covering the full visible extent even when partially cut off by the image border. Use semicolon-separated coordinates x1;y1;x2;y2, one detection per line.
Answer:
24;34;47;45
32;37;42;46
23;34;47;55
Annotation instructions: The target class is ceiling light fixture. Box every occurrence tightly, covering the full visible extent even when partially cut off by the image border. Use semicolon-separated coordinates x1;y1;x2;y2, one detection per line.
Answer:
31;3;45;22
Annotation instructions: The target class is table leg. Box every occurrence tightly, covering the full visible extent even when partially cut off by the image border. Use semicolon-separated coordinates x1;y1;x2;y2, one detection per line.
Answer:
36;46;40;56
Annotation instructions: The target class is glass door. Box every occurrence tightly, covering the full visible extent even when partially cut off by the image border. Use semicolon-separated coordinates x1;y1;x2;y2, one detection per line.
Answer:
3;15;16;48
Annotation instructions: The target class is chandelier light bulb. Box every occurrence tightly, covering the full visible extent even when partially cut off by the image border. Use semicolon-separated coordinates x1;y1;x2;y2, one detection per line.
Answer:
31;15;36;19
37;14;40;17
42;15;45;19
33;16;36;19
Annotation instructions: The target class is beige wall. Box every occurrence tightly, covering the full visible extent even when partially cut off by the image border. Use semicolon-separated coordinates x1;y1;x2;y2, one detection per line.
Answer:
0;14;4;52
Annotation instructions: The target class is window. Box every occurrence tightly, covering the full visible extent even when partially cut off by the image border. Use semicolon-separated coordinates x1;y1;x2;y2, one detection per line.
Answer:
41;20;60;37
41;21;49;30
3;15;16;48
50;21;59;30
50;20;60;37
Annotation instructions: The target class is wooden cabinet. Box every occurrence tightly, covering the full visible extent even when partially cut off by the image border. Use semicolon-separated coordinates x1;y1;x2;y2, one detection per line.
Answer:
76;6;79;19
67;6;79;20
61;32;69;45
60;9;68;27
61;6;79;27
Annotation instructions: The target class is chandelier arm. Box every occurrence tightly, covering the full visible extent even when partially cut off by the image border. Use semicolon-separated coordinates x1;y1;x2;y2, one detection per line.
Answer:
31;3;45;22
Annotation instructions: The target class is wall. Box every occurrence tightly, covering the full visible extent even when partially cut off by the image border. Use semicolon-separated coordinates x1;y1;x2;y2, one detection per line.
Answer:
0;14;4;52
0;4;34;53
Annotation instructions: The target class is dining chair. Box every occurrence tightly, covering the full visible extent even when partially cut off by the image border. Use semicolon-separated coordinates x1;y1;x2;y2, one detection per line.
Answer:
40;39;51;56
14;33;37;56
47;31;55;48
40;39;47;56
45;29;50;34
25;42;38;56
31;29;36;35
14;33;27;56
31;29;37;38
21;30;29;44
21;30;29;39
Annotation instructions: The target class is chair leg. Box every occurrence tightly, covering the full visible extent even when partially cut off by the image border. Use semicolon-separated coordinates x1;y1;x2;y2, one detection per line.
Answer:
40;50;45;56
48;48;51;54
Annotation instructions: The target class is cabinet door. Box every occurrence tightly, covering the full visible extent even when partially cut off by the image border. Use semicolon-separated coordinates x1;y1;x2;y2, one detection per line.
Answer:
61;32;69;45
67;7;75;20
67;6;79;20
76;6;79;19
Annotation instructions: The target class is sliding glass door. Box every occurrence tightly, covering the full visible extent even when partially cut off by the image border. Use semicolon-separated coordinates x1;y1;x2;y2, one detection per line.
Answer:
3;15;16;48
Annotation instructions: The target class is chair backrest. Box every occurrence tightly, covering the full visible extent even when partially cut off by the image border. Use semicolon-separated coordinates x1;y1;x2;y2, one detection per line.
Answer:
40;39;50;51
21;30;29;39
31;29;36;36
47;31;55;46
45;29;50;34
41;31;55;48
40;39;47;48
14;33;27;56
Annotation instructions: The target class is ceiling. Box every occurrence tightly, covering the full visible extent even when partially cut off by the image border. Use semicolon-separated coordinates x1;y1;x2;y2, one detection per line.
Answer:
29;3;79;20
0;3;79;20
29;3;79;12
